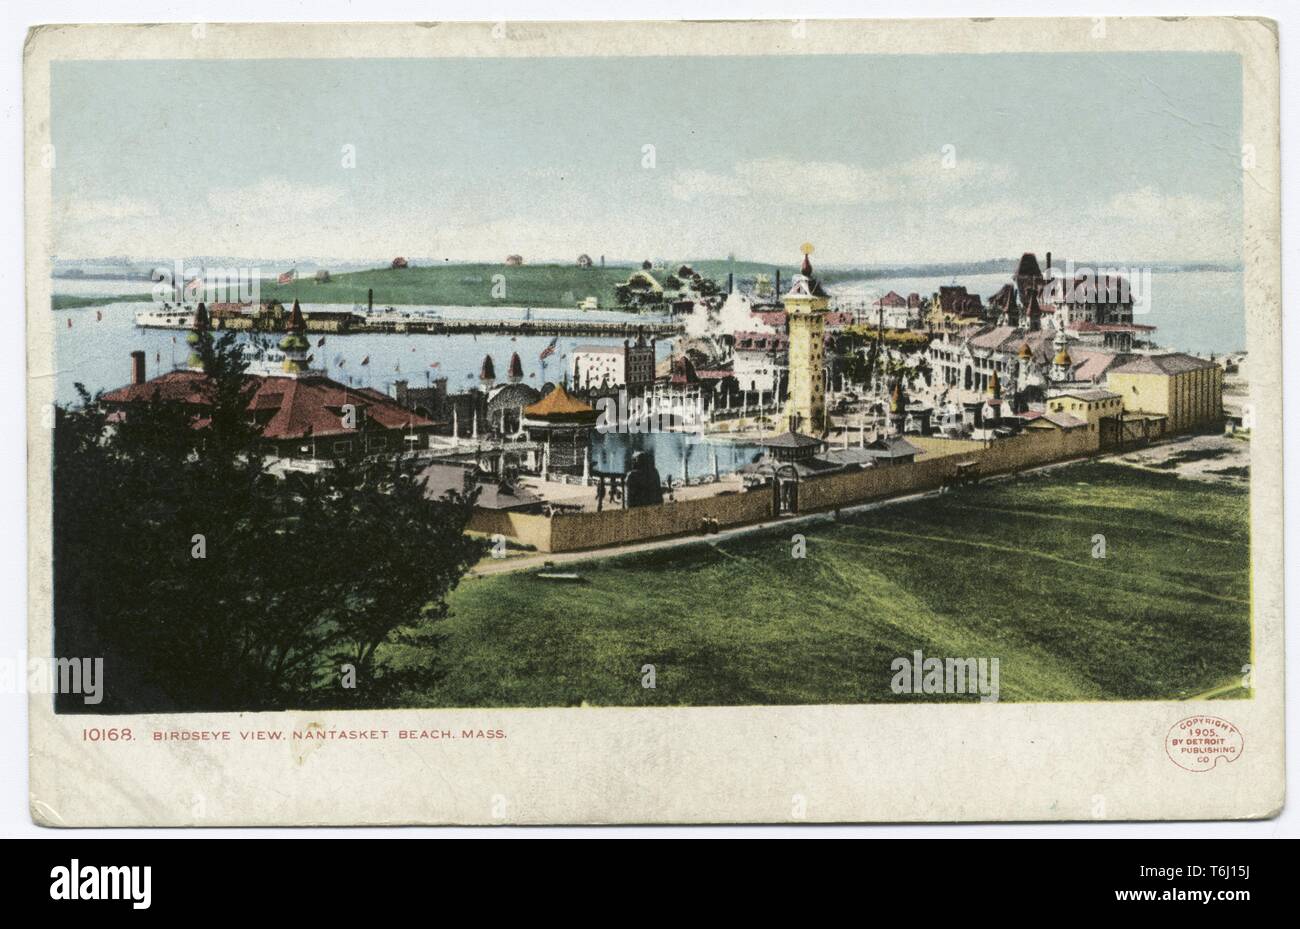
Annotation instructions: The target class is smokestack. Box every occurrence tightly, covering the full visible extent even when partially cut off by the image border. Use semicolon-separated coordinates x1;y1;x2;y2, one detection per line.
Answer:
1046;251;1052;272
130;350;146;385
727;272;734;294
775;268;781;295
368;288;373;313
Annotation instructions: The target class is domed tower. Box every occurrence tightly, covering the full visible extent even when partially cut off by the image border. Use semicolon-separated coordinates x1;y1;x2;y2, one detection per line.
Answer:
782;243;830;435
480;354;496;388
507;352;523;384
186;302;210;370
279;299;311;375
1051;327;1073;383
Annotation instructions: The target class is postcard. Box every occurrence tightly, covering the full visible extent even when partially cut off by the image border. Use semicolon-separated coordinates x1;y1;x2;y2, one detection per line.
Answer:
25;17;1283;824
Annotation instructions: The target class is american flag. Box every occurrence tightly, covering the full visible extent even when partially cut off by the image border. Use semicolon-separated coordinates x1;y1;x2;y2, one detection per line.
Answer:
186;275;204;294
539;336;558;360
277;269;297;285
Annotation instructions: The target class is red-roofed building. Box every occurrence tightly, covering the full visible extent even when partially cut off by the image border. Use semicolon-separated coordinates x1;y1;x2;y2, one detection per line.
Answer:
101;359;440;466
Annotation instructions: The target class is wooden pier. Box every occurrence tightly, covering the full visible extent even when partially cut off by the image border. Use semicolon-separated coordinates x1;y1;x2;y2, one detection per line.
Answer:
137;309;682;340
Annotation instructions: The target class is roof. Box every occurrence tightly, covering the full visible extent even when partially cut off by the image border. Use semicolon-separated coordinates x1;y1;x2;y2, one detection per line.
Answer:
874;290;908;307
418;462;541;511
864;435;922;458
1070;349;1131;383
486;382;541;412
1033;411;1088;430
1108;352;1219;376
1067;321;1157;333
761;430;824;450
572;344;625;356
102;369;437;440
522;384;596;419
1016;252;1043;279
1049;388;1121;403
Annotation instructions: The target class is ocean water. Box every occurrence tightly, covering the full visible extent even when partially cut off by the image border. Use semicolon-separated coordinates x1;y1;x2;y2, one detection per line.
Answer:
50;299;671;406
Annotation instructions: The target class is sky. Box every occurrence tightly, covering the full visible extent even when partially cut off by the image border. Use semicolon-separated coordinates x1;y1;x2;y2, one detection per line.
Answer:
49;53;1244;265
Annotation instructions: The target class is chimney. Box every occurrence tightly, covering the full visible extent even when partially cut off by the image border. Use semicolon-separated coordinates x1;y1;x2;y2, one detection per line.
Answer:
130;350;146;385
1046;251;1052;272
727;272;734;294
368;288;373;313
774;268;781;295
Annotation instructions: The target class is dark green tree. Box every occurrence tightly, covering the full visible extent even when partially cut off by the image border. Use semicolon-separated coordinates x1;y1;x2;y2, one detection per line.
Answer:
53;331;485;712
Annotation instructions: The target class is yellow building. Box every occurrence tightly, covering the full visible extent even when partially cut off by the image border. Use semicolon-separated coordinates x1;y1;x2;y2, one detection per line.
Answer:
1105;353;1223;432
782;245;830;434
1045;388;1123;431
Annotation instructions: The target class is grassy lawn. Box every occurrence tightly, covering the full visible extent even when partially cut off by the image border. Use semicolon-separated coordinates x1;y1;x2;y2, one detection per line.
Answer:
385;460;1252;707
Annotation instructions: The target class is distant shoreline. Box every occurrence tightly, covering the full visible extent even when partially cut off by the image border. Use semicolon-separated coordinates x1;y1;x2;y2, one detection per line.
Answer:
49;258;1245;312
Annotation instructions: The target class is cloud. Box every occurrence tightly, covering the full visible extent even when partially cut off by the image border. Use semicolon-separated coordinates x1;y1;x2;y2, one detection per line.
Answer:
668;155;1014;206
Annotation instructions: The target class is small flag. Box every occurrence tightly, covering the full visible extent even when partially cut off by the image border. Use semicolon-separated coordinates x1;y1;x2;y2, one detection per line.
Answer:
96;310;102;321
186;276;203;294
360;355;370;366
539;336;558;360
317;336;326;347
67;318;72;328
277;269;297;285
429;361;440;368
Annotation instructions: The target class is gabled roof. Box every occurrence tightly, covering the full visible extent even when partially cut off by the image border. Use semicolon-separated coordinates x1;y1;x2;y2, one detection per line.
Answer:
864;435;921;458
102;369;436;440
1016;252;1043;279
1032;411;1088;430
1108;352;1218;376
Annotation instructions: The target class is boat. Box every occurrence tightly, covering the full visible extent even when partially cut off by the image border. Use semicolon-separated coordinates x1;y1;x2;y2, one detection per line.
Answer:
134;303;196;328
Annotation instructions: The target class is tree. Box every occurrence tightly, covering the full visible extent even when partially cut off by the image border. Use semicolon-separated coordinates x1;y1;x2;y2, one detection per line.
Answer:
52;332;485;712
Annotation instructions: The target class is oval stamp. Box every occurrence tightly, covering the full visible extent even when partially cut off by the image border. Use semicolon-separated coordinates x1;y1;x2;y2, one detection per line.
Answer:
1166;716;1244;772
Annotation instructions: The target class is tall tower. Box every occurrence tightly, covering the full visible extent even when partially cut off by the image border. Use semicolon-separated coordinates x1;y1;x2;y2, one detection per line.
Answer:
186;302;210;370
279;299;311;375
782;243;830;434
